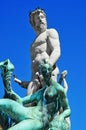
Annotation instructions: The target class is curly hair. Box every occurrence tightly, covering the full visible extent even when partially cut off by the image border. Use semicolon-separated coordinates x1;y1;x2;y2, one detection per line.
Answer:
29;8;46;27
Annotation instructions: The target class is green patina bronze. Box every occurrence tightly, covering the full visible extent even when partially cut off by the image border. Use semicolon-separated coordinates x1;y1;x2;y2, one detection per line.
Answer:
0;59;71;130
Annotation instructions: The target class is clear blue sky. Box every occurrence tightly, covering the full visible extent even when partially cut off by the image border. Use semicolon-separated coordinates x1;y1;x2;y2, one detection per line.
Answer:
0;0;86;129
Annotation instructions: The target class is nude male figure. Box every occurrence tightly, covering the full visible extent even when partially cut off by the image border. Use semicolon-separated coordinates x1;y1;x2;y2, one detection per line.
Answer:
14;8;61;96
26;8;61;95
30;8;61;81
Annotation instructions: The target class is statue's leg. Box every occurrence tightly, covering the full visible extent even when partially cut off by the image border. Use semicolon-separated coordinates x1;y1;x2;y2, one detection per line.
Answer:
0;99;28;122
7;119;43;130
49;116;70;130
0;111;9;129
0;99;43;130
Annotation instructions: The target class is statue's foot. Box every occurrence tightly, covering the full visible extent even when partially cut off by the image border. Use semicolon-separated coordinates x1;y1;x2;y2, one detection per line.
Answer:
61;70;67;79
0;59;14;73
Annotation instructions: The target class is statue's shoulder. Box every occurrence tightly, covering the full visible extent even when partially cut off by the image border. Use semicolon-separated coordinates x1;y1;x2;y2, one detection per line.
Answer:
47;28;59;39
51;80;65;94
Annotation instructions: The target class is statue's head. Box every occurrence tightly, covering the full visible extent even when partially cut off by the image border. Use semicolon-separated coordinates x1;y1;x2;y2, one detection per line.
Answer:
29;8;47;33
39;62;52;82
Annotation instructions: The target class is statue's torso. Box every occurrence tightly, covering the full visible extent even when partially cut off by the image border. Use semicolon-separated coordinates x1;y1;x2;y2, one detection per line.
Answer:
30;30;52;74
31;31;49;59
42;84;60;120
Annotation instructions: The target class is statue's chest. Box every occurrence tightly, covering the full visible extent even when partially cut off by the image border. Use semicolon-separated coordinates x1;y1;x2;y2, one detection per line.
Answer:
44;86;58;102
36;32;47;42
32;32;47;48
